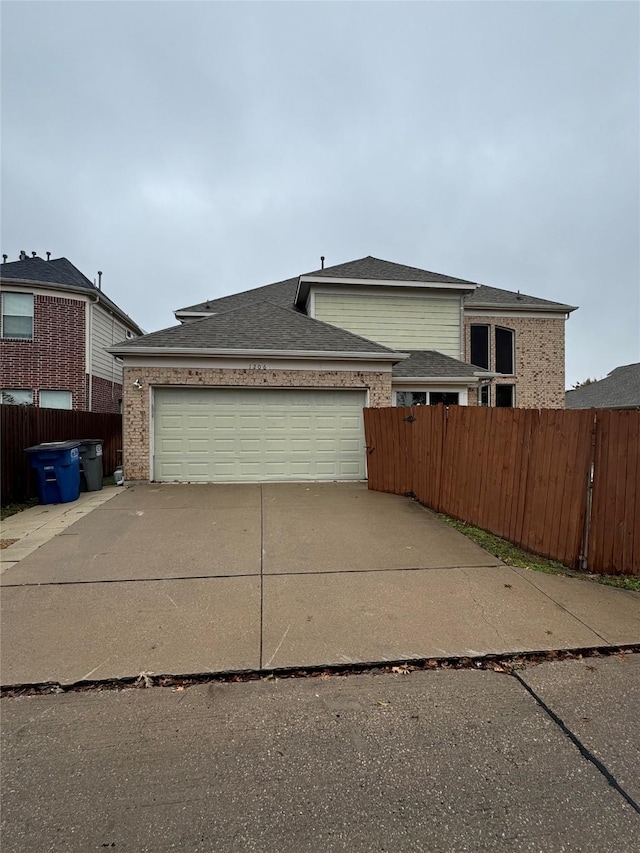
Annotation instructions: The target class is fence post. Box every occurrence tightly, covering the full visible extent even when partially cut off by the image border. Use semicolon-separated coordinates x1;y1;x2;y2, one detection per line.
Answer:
579;411;598;571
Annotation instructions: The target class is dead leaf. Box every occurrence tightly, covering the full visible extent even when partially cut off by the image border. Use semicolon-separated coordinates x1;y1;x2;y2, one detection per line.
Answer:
391;666;411;675
545;630;553;636
586;665;597;672
504;583;512;589
376;700;389;707
172;685;185;692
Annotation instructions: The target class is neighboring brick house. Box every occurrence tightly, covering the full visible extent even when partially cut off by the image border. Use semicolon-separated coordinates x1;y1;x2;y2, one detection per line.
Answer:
1;252;143;413
110;256;577;483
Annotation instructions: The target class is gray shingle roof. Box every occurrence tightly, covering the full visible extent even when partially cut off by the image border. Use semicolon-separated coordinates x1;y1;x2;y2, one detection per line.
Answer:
304;255;478;285
1;256;95;290
175;257;576;316
112;300;402;355
177;277;298;315
1;255;143;334
465;284;576;311
565;363;640;409
392;350;492;379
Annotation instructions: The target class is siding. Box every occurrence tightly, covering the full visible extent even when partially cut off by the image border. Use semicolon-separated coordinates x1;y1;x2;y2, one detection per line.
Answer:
314;292;461;356
91;304;129;382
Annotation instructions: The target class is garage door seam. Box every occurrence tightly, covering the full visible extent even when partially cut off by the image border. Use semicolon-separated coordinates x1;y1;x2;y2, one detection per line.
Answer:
259;484;264;670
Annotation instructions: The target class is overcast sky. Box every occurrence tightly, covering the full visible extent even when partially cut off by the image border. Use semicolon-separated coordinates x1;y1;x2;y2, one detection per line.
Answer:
2;1;638;387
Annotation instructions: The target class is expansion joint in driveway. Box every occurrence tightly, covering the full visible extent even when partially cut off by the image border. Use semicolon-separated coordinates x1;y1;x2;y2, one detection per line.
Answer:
512;671;640;817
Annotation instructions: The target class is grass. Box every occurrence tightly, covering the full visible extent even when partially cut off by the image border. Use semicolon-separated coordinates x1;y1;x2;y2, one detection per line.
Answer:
1;497;39;522
438;514;640;593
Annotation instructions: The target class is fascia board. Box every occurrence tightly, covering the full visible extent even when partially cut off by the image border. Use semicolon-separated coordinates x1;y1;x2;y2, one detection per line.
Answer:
464;304;577;315
1;277;143;333
392;375;481;385
109;346;410;361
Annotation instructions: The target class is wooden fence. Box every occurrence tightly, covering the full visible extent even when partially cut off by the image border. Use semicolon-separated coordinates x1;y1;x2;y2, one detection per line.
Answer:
1;407;123;505
363;405;640;576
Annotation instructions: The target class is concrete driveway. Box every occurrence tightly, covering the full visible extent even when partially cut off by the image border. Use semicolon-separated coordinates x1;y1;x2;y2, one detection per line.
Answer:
1;483;639;686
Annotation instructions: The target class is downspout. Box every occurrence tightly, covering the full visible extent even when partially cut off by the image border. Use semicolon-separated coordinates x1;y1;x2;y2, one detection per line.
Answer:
87;292;100;411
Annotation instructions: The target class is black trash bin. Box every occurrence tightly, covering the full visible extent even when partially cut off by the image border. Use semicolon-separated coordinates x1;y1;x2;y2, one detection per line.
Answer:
78;439;104;492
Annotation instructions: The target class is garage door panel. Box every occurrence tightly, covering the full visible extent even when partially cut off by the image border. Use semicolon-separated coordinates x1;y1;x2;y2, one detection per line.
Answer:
153;388;366;483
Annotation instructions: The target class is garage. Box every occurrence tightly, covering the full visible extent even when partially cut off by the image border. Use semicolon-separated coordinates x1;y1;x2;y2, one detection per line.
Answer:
153;387;368;482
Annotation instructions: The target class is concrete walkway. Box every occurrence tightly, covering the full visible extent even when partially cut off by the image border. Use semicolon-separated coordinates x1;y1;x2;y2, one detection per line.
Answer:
1;483;639;686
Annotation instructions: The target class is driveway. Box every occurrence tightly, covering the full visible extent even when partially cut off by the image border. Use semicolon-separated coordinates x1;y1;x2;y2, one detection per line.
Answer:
1;483;639;685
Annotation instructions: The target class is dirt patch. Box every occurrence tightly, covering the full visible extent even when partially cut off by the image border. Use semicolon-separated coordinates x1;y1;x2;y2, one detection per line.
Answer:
0;539;19;550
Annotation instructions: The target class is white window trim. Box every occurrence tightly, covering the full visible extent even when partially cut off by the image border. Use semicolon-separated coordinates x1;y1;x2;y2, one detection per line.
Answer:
1;292;34;340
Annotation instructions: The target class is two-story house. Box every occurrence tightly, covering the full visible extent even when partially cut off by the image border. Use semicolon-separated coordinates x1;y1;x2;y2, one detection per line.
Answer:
110;256;576;483
1;252;143;412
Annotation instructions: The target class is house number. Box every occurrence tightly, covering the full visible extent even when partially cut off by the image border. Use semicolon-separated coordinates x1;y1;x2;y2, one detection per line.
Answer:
249;363;268;370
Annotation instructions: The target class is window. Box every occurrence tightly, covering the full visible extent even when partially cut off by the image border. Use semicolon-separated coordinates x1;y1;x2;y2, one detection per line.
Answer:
1;293;34;339
495;384;515;407
429;392;459;406
495;327;515;375
479;384;490;407
396;391;427;407
470;325;489;369
39;390;72;409
1;389;33;405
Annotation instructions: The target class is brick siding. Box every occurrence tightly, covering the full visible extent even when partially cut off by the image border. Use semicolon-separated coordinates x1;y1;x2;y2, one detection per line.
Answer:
90;375;122;414
123;366;392;481
1;294;87;409
464;315;566;409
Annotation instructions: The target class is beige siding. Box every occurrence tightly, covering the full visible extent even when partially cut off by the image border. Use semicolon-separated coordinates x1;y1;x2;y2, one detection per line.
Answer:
91;305;130;382
314;292;461;355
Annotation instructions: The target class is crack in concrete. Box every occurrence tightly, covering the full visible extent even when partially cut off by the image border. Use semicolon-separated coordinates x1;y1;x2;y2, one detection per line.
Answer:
460;567;509;646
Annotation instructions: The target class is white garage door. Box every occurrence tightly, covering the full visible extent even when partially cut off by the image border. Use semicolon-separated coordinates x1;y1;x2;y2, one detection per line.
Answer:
153;388;367;482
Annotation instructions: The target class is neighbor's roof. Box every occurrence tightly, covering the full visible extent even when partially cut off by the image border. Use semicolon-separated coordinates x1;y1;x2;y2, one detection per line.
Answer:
565;363;640;410
111;300;405;357
392;350;493;379
175;256;577;316
0;256;143;334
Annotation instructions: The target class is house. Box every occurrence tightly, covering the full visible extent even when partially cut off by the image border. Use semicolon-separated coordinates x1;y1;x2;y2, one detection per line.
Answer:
565;363;640;410
110;255;577;483
1;252;143;412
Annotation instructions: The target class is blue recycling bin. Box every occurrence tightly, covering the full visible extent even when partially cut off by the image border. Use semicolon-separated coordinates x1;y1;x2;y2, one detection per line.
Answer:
25;441;81;504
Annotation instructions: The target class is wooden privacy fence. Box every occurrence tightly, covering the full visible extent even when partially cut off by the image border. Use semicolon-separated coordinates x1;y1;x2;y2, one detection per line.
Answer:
363;405;640;576
1;407;123;505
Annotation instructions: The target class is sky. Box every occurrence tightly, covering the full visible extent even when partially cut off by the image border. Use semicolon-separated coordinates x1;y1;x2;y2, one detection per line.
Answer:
2;0;638;388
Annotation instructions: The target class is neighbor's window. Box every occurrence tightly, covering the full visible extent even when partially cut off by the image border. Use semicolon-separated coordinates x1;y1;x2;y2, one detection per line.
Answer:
1;293;34;340
39;390;72;410
396;391;427;407
429;392;459;406
495;384;515;407
1;389;33;405
470;324;490;370
479;385;490;407
495;327;515;375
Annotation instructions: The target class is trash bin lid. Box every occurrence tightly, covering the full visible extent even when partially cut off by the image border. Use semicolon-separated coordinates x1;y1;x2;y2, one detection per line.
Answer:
25;440;82;453
77;439;104;445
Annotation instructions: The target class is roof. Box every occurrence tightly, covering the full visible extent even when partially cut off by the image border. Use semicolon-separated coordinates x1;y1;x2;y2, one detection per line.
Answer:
302;255;478;285
392;350;493;379
111;300;404;357
175;256;577;317
0;256;144;334
565;363;640;410
176;277;298;316
465;284;577;312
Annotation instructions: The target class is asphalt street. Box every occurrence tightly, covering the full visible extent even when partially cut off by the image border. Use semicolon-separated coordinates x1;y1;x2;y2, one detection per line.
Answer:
2;655;639;852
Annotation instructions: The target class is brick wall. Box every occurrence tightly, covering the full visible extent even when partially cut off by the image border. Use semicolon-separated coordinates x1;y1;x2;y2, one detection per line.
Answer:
123;366;392;480
91;375;122;414
463;315;566;408
0;294;88;409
